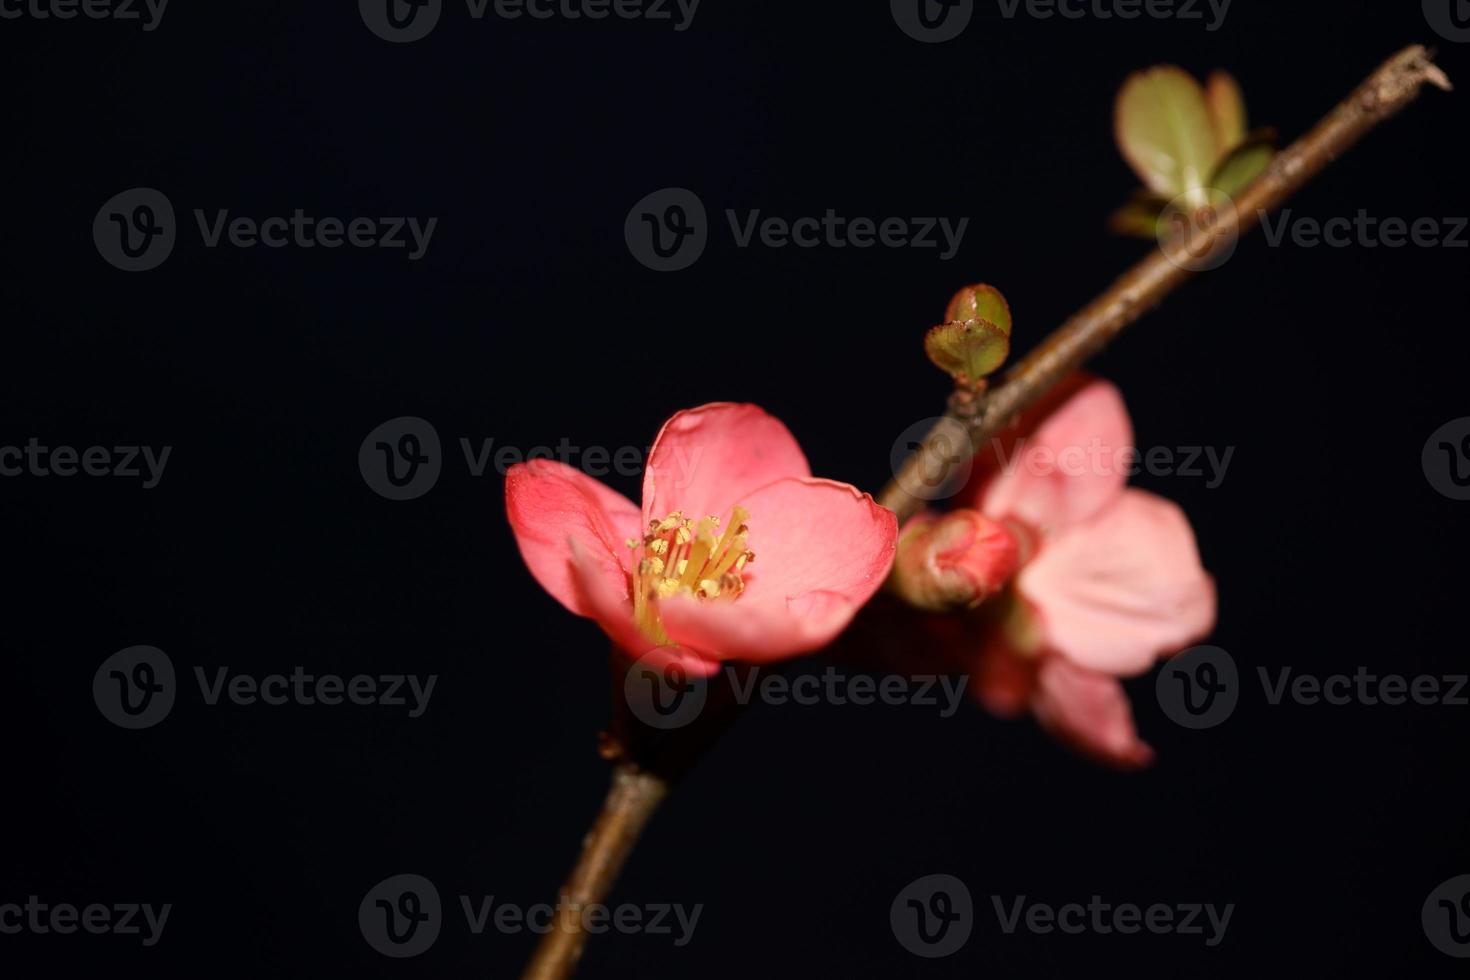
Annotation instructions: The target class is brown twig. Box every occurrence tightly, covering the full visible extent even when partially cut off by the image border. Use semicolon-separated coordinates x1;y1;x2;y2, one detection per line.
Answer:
521;764;670;980
523;655;753;979
880;44;1450;524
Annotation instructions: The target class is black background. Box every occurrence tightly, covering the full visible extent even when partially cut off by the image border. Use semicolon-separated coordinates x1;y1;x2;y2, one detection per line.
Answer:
3;0;1469;975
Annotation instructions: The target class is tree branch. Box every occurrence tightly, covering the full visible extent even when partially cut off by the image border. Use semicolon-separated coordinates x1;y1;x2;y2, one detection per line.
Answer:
879;44;1450;524
521;764;670;980
522;654;753;979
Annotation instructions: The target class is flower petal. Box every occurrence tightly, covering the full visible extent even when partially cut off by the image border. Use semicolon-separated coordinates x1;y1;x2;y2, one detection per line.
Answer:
567;538;721;677
658;587;859;663
735;477;898;609
973;378;1133;532
1019;489;1216;677
656;479;895;662
642;403;811;523
1033;656;1155;769
505;459;641;618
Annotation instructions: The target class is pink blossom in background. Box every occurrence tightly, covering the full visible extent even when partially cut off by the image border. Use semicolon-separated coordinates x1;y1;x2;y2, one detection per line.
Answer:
960;376;1216;766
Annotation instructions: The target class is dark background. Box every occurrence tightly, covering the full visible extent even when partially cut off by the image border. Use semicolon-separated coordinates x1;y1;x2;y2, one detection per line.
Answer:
3;0;1468;975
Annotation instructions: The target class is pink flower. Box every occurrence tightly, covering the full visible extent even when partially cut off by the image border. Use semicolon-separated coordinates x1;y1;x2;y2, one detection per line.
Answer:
962;376;1216;767
505;403;898;675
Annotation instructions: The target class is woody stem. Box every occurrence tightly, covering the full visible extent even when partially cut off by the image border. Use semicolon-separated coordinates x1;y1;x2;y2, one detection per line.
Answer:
520;765;670;980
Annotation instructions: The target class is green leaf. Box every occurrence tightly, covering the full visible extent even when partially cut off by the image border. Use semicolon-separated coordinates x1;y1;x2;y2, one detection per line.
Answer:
925;318;1011;386
943;284;1012;336
1209;130;1275;198
1114;66;1219;199
1205;70;1248;151
1107;192;1167;239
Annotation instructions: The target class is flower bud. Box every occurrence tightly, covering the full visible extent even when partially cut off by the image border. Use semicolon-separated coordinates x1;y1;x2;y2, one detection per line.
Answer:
891;510;1021;612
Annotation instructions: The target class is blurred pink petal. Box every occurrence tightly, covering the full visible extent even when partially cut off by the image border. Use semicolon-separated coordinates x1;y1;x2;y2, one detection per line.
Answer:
974;379;1134;533
1019;489;1216;677
1033;656;1155;769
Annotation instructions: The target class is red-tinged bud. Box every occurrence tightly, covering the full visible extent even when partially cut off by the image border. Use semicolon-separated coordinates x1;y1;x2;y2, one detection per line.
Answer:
891;510;1021;612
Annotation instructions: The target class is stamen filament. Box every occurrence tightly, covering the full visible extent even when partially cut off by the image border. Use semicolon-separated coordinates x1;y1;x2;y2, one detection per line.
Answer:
628;505;755;644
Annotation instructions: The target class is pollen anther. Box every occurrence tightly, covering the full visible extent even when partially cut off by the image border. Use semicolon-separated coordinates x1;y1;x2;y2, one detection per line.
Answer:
629;504;755;643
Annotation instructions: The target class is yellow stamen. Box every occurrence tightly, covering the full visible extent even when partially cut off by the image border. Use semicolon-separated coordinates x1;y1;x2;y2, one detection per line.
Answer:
628;504;755;643
678;517;719;588
708;529;749;581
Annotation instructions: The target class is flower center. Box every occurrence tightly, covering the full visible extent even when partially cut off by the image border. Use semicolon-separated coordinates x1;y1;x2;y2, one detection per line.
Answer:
626;507;755;643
